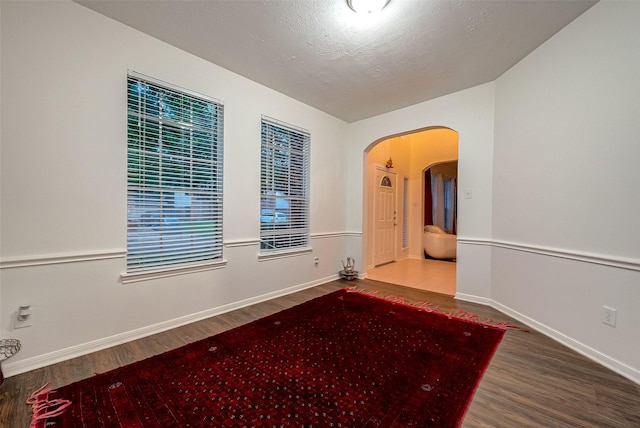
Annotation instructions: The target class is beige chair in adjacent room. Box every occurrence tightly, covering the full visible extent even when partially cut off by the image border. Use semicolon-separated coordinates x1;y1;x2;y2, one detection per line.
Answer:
423;225;457;260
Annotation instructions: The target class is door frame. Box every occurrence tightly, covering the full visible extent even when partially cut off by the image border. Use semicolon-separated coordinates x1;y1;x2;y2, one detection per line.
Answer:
372;166;397;267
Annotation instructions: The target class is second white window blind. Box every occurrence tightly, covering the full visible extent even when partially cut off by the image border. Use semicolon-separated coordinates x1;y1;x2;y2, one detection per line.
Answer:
260;116;310;252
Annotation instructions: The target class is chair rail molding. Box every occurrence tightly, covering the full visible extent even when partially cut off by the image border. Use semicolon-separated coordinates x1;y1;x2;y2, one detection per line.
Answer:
0;250;127;269
311;232;362;239
458;238;640;272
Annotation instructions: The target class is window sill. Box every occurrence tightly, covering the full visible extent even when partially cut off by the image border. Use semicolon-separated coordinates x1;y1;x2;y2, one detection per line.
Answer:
121;259;227;284
258;248;313;262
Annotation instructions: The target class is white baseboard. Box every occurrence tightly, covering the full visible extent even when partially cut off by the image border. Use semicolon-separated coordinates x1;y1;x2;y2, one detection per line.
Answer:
3;274;339;377
7;277;638;386
486;298;640;385
457;292;639;384
454;292;492;306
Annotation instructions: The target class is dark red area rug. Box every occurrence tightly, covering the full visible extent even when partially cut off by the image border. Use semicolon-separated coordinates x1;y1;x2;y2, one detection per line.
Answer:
31;288;505;427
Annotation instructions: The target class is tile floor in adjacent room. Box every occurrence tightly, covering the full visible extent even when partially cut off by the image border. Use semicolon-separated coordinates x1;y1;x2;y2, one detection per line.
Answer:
366;258;456;295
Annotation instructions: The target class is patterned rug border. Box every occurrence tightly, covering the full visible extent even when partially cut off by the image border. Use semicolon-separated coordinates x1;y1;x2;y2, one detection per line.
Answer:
27;384;71;428
345;286;528;331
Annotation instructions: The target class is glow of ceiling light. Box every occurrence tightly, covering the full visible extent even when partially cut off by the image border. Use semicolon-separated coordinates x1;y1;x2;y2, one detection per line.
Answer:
347;0;390;14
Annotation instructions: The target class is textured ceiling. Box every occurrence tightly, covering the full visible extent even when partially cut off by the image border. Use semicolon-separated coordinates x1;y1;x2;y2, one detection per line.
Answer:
75;0;596;123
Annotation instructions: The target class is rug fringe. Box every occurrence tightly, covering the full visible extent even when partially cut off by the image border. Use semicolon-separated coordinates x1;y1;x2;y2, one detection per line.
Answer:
346;286;527;331
444;308;523;330
27;384;72;428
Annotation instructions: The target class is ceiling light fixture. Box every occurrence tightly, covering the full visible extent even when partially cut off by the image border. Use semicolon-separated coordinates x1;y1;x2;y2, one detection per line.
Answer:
347;0;390;14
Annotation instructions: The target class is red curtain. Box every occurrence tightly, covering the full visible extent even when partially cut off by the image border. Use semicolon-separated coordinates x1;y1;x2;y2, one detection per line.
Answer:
424;169;432;226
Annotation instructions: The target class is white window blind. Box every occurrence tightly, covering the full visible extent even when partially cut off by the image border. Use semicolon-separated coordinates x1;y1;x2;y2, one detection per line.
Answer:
260;116;310;252
127;72;224;273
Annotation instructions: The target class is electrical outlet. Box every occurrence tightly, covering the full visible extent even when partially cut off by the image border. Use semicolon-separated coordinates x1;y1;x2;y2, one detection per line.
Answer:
14;304;32;329
602;306;617;327
314;257;319;266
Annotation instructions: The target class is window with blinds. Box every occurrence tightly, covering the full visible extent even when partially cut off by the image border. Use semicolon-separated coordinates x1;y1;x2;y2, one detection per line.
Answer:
260;116;310;253
126;72;224;274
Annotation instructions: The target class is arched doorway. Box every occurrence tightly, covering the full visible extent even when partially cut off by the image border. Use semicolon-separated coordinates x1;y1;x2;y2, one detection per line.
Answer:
362;127;459;295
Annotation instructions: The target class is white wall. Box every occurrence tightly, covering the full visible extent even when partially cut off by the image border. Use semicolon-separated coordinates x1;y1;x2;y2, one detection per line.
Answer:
347;83;496;297
0;1;349;375
492;1;640;381
3;0;638;386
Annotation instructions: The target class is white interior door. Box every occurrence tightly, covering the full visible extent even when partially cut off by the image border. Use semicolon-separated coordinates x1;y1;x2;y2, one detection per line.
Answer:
374;169;396;266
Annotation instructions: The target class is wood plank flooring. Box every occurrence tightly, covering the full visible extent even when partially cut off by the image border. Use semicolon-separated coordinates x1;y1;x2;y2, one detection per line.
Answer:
1;279;638;427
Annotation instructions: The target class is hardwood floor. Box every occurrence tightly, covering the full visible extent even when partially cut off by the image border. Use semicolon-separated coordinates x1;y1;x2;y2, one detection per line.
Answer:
2;279;638;427
367;258;456;295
